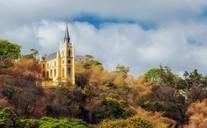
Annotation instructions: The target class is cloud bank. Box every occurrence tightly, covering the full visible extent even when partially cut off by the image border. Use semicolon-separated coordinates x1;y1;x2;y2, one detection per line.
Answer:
1;0;207;75
1;20;207;75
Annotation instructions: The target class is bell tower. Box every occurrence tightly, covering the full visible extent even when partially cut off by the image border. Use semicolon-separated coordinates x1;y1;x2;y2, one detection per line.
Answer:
59;25;75;85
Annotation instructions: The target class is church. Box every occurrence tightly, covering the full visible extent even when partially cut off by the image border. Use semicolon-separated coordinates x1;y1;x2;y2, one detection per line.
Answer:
40;25;75;85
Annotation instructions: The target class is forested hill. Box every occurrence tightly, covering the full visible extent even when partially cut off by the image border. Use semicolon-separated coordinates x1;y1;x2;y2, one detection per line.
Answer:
1;40;207;128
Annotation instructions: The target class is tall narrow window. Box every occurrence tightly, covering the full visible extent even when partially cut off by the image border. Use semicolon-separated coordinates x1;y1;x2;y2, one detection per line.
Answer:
62;68;65;78
68;50;70;57
47;72;49;79
42;71;45;78
68;68;71;76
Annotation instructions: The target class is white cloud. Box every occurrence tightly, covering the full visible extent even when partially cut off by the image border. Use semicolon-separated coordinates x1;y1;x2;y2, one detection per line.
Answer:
1;20;207;75
1;0;207;75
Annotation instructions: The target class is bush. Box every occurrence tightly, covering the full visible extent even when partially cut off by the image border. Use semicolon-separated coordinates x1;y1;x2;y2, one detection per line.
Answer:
21;117;90;128
99;118;153;128
2;87;16;99
38;117;89;128
0;108;89;128
98;108;170;128
0;108;22;128
95;97;135;121
98;116;168;128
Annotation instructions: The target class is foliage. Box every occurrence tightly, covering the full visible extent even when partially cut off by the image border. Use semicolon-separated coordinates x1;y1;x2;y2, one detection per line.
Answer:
0;40;21;69
144;68;161;82
2;41;207;127
96;97;135;120
140;67;207;124
144;66;184;89
22;117;89;128
0;108;22;128
22;49;39;59
12;58;41;81
184;98;207;128
0;108;89;128
0;40;21;60
98;108;169;128
99;118;153;128
2;87;16;99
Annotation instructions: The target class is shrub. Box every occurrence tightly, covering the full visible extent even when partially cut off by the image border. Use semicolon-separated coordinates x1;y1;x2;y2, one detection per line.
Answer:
38;117;89;128
0;108;89;128
99;118;153;128
2;87;16;99
0;107;22;128
98;108;169;128
21;117;89;128
95;97;135;121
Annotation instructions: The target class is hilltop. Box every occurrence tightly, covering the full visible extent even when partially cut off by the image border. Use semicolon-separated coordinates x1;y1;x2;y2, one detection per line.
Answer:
1;40;207;128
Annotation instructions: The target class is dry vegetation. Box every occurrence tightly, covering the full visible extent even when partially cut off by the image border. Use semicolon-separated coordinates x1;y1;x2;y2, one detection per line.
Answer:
1;41;207;128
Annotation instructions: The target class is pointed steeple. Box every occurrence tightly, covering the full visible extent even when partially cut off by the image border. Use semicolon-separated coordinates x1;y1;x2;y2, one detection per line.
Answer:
64;24;70;43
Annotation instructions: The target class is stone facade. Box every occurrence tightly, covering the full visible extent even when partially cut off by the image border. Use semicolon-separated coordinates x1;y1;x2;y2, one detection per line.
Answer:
40;25;75;85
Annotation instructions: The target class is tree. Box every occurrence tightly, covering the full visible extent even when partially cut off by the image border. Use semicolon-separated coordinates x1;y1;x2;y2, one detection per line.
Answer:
144;68;161;82
144;66;185;89
22;49;39;59
116;64;129;74
0;40;21;60
0;40;21;68
0;108;22;128
98;108;169;128
30;49;39;58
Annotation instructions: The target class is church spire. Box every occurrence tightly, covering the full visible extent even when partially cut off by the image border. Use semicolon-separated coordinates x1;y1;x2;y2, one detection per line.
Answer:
64;24;70;43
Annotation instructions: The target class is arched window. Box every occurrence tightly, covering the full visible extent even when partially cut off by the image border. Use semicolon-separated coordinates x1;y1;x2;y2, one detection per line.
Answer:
42;71;45;78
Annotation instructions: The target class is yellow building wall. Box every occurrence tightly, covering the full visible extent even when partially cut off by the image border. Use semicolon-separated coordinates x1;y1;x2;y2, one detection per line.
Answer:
40;42;75;86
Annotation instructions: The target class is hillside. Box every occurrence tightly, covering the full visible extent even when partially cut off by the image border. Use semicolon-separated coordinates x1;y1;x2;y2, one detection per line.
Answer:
1;40;207;128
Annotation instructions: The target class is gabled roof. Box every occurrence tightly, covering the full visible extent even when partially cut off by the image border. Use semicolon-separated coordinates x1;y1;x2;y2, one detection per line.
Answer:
45;52;56;60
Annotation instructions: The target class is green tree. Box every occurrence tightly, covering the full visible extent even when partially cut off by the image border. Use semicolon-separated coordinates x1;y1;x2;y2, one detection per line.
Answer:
144;68;160;82
0;40;21;68
0;108;22;128
0;40;21;60
144;66;184;89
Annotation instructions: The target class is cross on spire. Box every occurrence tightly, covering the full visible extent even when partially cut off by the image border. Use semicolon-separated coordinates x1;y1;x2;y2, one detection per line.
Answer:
64;24;70;43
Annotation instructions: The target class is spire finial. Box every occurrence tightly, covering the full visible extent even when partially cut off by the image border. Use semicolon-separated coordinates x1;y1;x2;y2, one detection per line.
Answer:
64;24;70;43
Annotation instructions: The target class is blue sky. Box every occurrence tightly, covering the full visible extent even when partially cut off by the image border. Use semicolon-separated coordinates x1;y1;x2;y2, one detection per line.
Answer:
1;0;207;75
71;14;158;30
